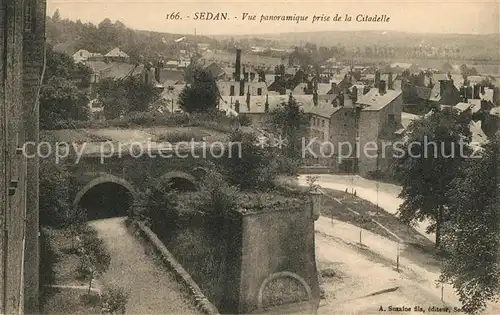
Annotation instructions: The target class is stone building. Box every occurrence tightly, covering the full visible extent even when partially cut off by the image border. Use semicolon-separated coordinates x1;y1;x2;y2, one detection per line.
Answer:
1;0;46;313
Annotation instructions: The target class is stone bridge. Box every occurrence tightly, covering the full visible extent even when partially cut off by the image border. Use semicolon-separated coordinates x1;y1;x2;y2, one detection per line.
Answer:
59;142;218;219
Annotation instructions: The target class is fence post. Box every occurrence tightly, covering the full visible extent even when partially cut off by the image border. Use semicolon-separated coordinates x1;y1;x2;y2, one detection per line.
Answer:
441;283;444;302
396;240;400;272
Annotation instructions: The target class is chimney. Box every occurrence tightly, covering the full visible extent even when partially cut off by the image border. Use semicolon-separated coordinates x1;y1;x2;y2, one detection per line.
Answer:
235;100;240;113
343;87;353;107
473;84;480;99
351;86;358;103
460;86;467;102
265;94;269;112
466;85;473;99
378;80;386;95
235;49;242;82
388;72;393;90
246;86;251;111
375;70;381;89
240;80;245;96
155;59;163;82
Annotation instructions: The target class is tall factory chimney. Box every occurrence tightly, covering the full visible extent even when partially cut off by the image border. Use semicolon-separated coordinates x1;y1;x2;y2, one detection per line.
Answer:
235;49;242;82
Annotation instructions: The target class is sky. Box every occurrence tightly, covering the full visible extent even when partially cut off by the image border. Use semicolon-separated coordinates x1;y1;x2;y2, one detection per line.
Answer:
46;0;500;36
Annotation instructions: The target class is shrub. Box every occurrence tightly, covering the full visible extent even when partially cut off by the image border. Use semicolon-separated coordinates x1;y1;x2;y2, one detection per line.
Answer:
156;130;209;143
39;228;58;287
137;178;179;232
76;226;111;294
101;286;129;314
39;159;72;228
217;130;279;190
237;114;252;127
184;170;239;218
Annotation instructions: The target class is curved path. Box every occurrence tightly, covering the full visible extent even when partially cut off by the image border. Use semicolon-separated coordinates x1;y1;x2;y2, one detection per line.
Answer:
89;217;199;315
296;174;435;241
296;174;500;314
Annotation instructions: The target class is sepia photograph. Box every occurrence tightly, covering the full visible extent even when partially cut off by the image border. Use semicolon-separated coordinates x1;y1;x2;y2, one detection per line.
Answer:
1;0;499;314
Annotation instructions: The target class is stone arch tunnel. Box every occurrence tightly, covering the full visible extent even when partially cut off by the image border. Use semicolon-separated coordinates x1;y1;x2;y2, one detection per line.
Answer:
72;170;200;221
73;175;137;221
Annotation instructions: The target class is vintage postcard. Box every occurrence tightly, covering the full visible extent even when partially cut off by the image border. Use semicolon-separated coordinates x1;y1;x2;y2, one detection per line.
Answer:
1;0;500;314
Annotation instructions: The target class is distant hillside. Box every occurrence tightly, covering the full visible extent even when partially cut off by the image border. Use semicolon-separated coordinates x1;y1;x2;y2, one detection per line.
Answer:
211;30;499;60
46;12;218;62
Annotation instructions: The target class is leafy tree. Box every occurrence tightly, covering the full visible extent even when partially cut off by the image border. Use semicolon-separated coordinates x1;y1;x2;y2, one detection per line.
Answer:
122;75;161;112
218;130;278;190
39;159;72;227
265;96;309;175
460;64;478;77
95;76;161;119
64;206;87;251
51;9;61;22
77;228;111;294
178;67;219;113
39;47;93;128
439;137;500;315
101;286;129;314
393;108;472;248
138;178;179;231
39;76;90;129
183;169;239;218
95;78;128;119
442;62;453;73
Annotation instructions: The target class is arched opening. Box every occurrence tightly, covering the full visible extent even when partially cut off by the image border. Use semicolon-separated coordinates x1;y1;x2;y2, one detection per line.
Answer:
159;171;198;192
78;182;134;221
74;176;136;221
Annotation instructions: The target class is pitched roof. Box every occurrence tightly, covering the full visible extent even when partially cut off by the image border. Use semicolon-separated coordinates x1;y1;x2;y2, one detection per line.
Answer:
86;61;113;73
105;47;129;58
433;73;450;81
490;107;500;116
293;83;307;94
455;102;474;113
219;94;337;117
401;112;420;130
205;62;225;78
468;76;487;84
317;83;332;95
357;88;402;111
100;63;144;79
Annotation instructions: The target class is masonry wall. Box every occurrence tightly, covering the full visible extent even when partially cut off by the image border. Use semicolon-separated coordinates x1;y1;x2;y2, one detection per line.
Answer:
151;205;320;315
1;1;30;314
23;0;46;311
238;208;320;314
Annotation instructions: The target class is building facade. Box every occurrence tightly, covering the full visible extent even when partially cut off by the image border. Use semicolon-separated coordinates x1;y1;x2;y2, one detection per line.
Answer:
1;0;46;313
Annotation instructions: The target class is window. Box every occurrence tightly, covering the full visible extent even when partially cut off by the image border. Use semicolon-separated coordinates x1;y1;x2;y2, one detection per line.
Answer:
321;120;325;127
257;88;262;96
24;1;34;33
230;85;235;96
